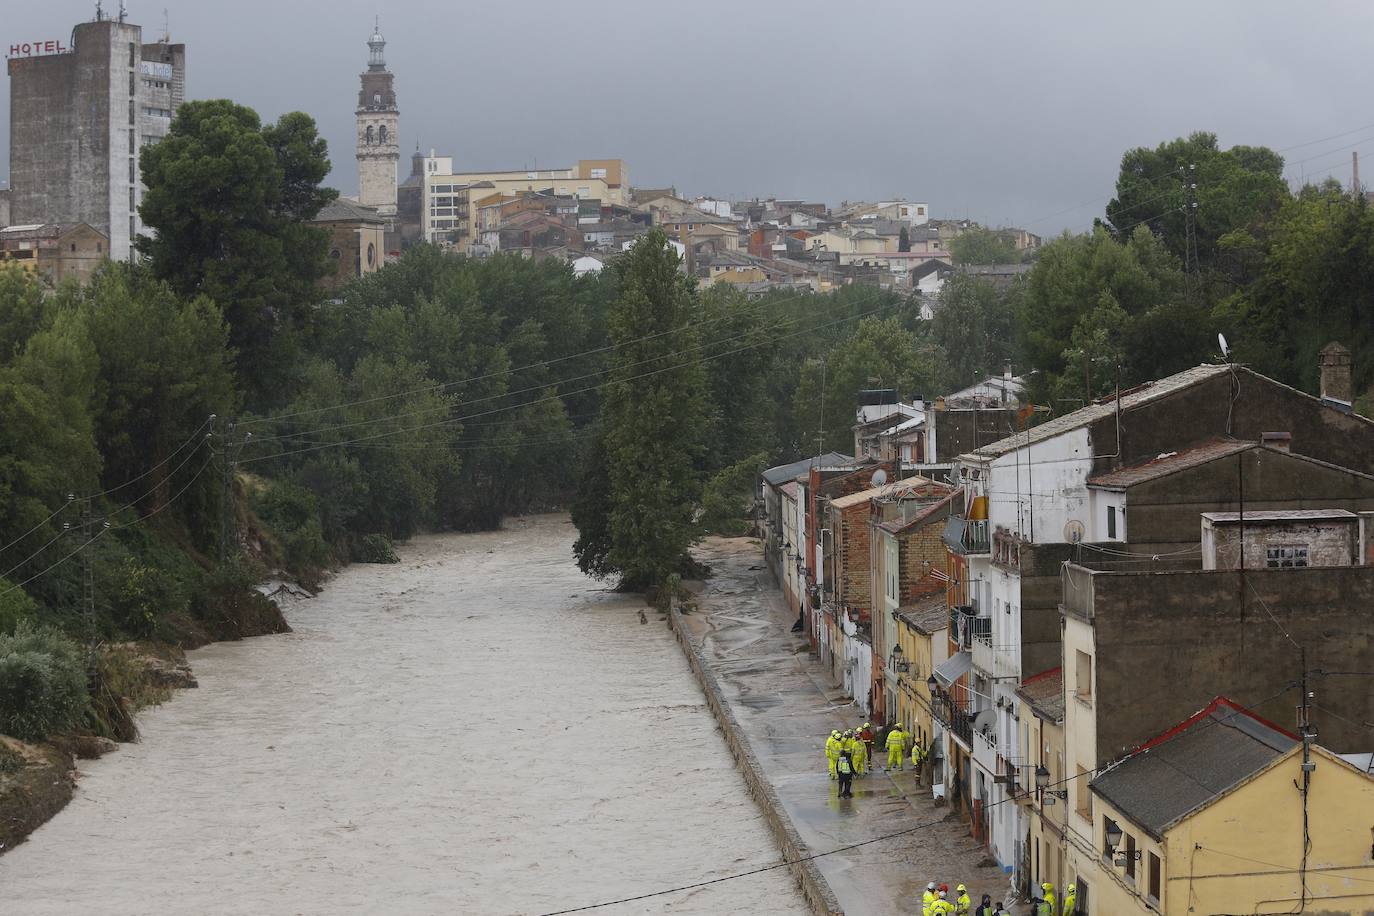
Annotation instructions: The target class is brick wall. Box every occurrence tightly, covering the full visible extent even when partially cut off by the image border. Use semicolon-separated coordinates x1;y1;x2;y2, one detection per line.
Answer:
897;523;947;604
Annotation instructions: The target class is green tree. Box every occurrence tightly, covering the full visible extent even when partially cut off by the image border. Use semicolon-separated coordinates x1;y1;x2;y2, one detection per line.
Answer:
793;316;941;455
573;231;707;591
930;274;1017;389
136;100;336;406
1105;131;1287;268
949;227;1020;265
77;268;238;544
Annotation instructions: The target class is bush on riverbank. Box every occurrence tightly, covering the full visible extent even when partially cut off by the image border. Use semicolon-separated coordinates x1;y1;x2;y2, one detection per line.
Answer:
0;623;90;741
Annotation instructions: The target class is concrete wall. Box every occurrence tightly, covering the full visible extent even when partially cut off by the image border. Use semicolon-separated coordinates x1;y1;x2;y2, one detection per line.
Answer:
1085;565;1374;764
668;600;843;916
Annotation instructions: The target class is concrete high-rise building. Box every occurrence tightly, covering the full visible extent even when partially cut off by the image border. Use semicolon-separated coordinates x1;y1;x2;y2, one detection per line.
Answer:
356;23;398;218
6;10;185;261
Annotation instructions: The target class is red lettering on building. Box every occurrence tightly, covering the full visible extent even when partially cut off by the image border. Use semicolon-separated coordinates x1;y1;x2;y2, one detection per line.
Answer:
7;40;66;59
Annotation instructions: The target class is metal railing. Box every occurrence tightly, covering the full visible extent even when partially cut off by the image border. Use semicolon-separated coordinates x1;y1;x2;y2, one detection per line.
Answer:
942;516;991;555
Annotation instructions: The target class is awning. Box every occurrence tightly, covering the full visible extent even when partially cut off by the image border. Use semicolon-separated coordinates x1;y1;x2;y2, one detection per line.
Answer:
932;650;972;689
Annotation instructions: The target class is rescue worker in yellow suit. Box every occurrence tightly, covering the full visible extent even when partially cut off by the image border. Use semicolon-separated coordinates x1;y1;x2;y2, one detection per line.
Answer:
921;881;937;916
825;730;842;779
953;884;971;914
847;728;868;775
1061;884;1075;916
885;722;907;771
911;739;927;786
929;889;955;915
1040;883;1057;916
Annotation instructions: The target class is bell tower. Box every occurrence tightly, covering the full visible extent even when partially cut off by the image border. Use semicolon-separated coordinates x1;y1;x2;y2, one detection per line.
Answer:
356;20;399;217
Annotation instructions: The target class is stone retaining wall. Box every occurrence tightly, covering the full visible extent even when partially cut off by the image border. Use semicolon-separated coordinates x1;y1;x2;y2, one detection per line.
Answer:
668;601;845;916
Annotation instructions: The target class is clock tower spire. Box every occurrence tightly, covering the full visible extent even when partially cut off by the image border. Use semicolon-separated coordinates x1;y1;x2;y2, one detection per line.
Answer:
356;19;398;217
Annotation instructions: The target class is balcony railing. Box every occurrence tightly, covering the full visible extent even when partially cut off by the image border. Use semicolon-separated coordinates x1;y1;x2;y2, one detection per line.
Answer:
942;515;990;555
951;606;992;651
931;691;973;746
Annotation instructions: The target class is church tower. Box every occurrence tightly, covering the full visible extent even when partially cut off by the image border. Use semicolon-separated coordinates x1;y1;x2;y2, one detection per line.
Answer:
356;21;398;217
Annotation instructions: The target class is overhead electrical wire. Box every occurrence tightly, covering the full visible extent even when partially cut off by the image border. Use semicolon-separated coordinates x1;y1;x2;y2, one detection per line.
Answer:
240;299;892;465
531;682;1300;915
242;283;849;429
246;287;887;447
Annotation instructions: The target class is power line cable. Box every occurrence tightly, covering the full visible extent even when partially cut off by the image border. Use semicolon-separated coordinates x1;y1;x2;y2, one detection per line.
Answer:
240;301;892;465
247;288;887;447
532;681;1299;915
242;284;845;428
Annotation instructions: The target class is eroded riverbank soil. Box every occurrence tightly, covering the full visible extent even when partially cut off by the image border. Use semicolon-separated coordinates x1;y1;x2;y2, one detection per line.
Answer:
0;516;808;915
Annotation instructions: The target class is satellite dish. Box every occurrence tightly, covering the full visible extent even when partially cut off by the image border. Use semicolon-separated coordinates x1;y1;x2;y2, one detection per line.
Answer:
1063;520;1085;544
870;468;888;488
1218;333;1231;359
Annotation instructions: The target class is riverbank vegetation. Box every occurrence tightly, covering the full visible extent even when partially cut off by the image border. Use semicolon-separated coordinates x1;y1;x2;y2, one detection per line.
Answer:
2;102;1372;758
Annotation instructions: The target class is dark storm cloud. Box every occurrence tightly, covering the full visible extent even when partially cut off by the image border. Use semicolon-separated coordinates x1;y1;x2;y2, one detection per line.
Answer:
5;0;1374;232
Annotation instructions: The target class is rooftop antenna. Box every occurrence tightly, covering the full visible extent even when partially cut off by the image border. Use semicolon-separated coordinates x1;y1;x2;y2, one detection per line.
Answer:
118;1;127;23
162;8;170;42
95;1;104;21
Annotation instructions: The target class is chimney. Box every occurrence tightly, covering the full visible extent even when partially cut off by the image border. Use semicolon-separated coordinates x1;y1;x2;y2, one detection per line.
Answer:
1318;341;1353;410
1260;431;1292;453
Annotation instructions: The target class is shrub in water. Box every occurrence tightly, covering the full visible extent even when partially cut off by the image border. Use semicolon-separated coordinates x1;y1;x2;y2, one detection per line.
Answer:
0;622;90;741
354;533;399;564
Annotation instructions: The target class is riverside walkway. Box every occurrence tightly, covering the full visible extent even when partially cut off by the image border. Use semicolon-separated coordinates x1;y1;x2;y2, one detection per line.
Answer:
679;537;1010;916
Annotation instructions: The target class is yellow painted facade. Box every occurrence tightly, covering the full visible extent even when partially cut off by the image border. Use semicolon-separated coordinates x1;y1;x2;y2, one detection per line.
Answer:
892;613;944;749
1085;745;1374;915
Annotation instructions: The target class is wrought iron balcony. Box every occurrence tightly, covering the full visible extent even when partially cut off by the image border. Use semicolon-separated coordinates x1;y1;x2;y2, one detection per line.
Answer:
942;515;990;555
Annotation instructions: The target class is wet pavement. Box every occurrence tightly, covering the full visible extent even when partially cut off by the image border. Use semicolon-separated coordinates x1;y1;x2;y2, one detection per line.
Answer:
0;517;808;916
681;537;1012;916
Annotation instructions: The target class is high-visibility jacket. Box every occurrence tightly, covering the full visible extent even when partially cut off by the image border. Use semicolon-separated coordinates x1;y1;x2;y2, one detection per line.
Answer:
1061;891;1076;915
930;900;955;915
954;891;971;914
886;728;907;751
825;735;842;759
921;889;937;916
837;754;853;775
912;743;926;766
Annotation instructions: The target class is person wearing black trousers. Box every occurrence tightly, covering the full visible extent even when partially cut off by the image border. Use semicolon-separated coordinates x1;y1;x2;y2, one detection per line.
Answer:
836;749;855;798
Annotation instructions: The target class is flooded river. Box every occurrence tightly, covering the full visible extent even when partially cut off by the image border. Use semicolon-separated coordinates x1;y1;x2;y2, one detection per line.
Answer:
0;516;808;915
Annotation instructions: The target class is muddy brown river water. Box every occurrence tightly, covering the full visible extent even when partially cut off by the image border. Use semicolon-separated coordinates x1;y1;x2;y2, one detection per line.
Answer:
0;516;808;915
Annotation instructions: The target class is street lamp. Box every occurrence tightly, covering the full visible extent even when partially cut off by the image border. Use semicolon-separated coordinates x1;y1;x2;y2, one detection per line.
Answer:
1035;764;1050;792
1105;818;1123;854
926;674;939;694
889;644;910;674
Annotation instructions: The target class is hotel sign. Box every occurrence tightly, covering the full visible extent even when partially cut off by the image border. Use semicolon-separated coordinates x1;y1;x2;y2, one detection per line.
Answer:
8;39;69;58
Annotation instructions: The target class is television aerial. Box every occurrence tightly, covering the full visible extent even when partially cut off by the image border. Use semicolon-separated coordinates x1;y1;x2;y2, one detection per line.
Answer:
1218;333;1231;360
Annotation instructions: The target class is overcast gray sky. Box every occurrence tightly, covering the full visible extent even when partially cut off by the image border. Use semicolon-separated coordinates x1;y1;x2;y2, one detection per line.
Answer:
4;0;1373;232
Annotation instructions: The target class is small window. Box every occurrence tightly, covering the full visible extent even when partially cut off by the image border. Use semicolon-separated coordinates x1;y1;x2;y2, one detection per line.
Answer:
1107;506;1117;539
129;43;137;67
97;242;103;253
1125;833;1137;881
1075;650;1092;699
129;72;136;95
129;129;135;153
1266;545;1308;568
1075;766;1091;818
1148;852;1161;903
70;243;76;252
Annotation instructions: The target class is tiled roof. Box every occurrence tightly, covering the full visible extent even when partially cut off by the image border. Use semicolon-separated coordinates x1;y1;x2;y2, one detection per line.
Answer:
875;489;957;535
1086;438;1254;490
313;199;386;224
895;593;948;635
829;475;936;510
967;364;1233;460
1090;697;1297;840
1015;668;1064;723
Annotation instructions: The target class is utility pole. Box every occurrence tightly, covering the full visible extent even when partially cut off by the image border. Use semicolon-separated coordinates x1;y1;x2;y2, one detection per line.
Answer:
217;418;250;562
1183;163;1199;299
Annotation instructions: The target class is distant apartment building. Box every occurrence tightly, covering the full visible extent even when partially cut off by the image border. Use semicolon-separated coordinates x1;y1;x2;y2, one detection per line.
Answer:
419;158;628;250
6;12;186;260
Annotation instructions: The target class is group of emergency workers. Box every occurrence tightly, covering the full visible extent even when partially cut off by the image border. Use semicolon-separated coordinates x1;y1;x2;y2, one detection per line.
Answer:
925;879;1015;915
